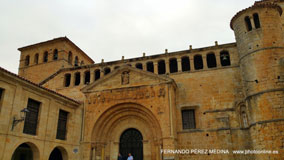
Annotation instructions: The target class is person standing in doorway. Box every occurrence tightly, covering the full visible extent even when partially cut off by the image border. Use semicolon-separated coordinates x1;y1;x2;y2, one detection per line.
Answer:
127;153;133;160
118;153;123;160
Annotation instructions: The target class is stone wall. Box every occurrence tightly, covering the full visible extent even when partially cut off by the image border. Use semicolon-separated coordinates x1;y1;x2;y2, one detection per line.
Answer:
0;68;82;160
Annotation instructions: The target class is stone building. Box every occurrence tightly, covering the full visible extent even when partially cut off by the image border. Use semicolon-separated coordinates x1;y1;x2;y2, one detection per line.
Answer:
0;0;283;160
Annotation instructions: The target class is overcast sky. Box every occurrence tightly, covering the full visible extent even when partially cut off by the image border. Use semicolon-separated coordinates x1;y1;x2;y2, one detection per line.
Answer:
0;0;256;74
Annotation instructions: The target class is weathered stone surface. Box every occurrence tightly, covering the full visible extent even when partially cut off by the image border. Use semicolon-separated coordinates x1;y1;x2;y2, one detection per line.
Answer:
0;0;283;160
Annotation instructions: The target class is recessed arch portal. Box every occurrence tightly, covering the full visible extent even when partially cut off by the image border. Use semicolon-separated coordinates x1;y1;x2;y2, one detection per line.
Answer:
90;102;163;160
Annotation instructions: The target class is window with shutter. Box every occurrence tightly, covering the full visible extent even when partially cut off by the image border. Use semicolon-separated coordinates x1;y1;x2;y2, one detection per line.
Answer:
23;99;40;135
56;110;68;140
182;109;196;129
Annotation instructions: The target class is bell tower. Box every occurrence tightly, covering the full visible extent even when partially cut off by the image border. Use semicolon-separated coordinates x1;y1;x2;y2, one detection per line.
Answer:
231;2;284;159
18;37;94;84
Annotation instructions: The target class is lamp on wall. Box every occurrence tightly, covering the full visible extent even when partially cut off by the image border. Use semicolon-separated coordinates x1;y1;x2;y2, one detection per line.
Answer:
11;108;29;131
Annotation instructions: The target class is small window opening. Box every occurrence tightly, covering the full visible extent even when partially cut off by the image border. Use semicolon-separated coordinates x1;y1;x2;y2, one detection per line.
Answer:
169;58;178;73
181;56;190;71
25;55;30;66
53;49;58;60
95;69;100;81
253;13;261;29
206;53;217;68
43;51;48;62
74;56;79;67
245;16;252;31
136;63;143;70
194;55;203;70
74;72;81;86
158;60;166;74
104;67;111;75
68;51;72;64
34;54;39;64
146;62;154;73
84;71;90;84
220;51;231;66
64;74;71;87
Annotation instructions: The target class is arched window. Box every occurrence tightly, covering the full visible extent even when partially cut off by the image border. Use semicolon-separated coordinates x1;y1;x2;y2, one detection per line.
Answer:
25;55;30;66
81;61;84;66
206;53;217;68
253;13;261;29
53;49;58;60
194;55;203;70
95;69;100;81
74;56;79;66
104;67;111;75
220;51;231;66
181;56;190;72
84;71;90;84
68;51;72;64
240;106;249;128
245;16;252;31
136;63;143;70
169;58;178;73
34;53;39;64
43;51;48;62
64;73;71;87
74;72;81;86
146;61;154;73
158;60;166;74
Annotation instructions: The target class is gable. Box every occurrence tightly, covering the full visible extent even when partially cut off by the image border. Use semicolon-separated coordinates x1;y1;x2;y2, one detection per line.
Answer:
82;65;175;93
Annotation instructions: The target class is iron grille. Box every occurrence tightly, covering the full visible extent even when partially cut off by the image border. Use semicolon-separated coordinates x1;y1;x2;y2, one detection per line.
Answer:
23;99;40;135
182;109;196;129
56;110;68;140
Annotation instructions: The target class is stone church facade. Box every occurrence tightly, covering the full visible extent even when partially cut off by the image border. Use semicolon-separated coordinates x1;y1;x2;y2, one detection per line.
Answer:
0;0;283;160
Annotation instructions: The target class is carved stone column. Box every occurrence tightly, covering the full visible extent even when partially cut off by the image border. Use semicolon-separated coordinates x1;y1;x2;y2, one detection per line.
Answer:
90;69;95;82
202;55;208;69
177;58;182;72
165;60;170;74
189;55;195;71
154;61;158;74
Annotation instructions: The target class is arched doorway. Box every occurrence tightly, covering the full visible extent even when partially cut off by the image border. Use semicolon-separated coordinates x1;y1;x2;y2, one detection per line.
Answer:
11;143;33;160
49;147;63;160
90;103;163;160
119;128;143;160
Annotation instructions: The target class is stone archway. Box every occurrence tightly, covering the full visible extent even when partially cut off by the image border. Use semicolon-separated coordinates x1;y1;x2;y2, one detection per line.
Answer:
11;142;39;160
49;146;68;160
91;103;162;160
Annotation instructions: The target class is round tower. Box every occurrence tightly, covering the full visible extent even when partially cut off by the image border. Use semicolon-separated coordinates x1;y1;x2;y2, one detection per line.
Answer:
231;2;284;159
